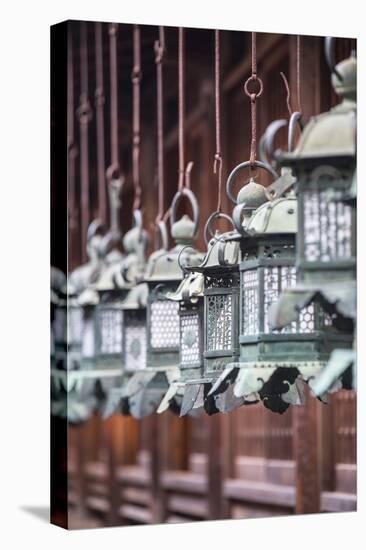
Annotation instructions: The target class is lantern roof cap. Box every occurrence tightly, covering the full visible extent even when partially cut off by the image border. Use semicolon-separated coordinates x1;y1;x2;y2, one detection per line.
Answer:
237;178;268;210
166;272;204;302
121;282;148;310
51;267;67;300
282;53;356;162
245;194;297;235
144;242;204;284
171;214;197;244
77;287;99;306
187;230;241;273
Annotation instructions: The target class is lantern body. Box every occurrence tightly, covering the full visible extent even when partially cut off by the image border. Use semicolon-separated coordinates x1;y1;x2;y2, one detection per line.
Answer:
204;264;240;378
121;214;204;418
269;52;357;395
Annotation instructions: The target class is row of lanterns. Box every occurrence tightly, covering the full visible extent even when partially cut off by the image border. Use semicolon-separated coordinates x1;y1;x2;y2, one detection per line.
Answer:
51;29;356;423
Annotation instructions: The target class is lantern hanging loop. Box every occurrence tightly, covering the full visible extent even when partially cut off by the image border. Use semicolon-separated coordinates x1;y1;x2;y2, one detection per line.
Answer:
204;211;234;246
259;118;287;167
325;36;344;82
226;160;278;205
154;220;169;252
132;25;142;211
288;111;303;152
170;185;200;239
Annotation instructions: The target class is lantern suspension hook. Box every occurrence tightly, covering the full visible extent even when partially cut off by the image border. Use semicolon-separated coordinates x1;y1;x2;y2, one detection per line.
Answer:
154;26;167;225
244;32;264;168
94;22;107;224
106;23;124;193
132;25;143;212
203;30;234;246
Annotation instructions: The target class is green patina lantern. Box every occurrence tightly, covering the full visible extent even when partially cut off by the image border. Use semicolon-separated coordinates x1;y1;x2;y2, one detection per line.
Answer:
156;270;205;416
93;210;148;405
51;220;106;424
122;188;204;418
209;159;353;414
269;41;357;396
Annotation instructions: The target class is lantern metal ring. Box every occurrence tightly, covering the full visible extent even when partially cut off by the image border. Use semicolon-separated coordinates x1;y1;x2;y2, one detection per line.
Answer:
204;211;234;245
154;219;169;251
288;111;303;153
226;160;278;204
325;36;343;81
259;118;288;167
171;187;200;238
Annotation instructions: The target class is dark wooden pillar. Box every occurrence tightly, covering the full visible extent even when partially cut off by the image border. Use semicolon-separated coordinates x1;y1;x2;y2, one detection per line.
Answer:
207;414;223;519
290;35;324;514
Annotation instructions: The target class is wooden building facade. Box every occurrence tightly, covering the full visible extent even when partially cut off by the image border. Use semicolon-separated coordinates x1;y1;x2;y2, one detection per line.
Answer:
51;22;356;528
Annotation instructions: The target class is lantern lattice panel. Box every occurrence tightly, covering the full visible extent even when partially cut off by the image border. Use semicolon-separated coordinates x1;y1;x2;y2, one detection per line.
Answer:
81;317;95;357
150;300;180;349
99;309;123;354
303;190;352;262
206;294;233;352
180;312;200;366
241;265;331;336
125;312;147;371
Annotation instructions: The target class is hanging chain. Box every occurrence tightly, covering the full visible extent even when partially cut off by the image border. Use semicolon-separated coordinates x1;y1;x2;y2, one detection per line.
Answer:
132;25;142;211
67;25;78;230
154;26;166;223
178;27;185;191
94;22;107;223
244;32;263;168
106;23;121;182
280;35;302;116
77;21;93;261
296;35;302;114
214;29;223;213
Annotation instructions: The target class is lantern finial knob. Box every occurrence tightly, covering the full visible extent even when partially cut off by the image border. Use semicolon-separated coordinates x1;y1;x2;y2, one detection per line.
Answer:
332;51;356;102
171;214;196;244
236;178;267;226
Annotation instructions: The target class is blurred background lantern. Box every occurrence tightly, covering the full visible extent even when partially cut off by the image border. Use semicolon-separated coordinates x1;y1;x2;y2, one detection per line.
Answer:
52;219;106;424
101;212;150;418
122;188;204;418
269;39;356;395
50;267;67;417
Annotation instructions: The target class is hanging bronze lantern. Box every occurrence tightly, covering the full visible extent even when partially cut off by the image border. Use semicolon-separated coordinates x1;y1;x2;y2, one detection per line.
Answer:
208;158;353;413
156;270;205;415
93;210;148;405
269;40;357;396
122;189;204;418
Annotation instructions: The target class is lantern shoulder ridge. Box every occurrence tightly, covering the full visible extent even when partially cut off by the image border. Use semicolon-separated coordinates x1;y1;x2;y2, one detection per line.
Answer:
246;194;297;235
165;272;204;302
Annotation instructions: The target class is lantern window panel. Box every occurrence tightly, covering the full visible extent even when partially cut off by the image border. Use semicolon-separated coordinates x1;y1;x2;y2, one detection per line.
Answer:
303;190;352;262
82;317;95;357
68;306;83;345
125;312;147;371
206;293;233;352
150;300;180;349
99;308;123;354
180;312;201;366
